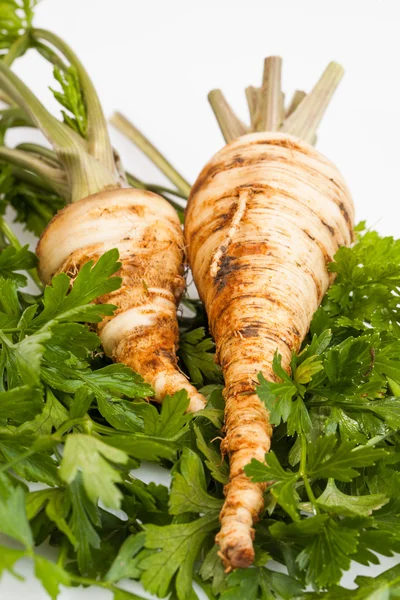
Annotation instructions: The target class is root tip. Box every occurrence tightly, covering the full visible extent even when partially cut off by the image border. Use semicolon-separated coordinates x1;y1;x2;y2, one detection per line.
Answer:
216;535;255;570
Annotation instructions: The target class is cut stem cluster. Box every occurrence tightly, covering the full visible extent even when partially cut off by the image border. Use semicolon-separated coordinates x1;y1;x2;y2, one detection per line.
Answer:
209;57;344;144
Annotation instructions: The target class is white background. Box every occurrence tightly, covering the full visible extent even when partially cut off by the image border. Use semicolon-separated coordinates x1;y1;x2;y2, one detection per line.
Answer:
2;0;400;597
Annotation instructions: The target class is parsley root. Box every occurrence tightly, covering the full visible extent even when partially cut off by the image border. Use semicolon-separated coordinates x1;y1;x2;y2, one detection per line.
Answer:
0;31;206;413
185;58;355;568
37;189;206;412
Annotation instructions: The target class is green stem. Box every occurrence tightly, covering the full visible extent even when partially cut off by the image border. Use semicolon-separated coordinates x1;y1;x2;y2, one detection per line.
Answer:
299;434;319;512
0;448;35;473
16;143;61;166
0;331;13;347
32;28;116;175
10;166;57;193
53;417;90;437
3;33;30;67
0;107;34;129
56;540;69;567
0;146;69;199
70;574;146;599
0;217;21;250
91;422;120;435
285;90;306;118
69;575;112;590
363;433;393;447
110;111;191;196
32;40;69;71
146;183;188;200
126;172;187;199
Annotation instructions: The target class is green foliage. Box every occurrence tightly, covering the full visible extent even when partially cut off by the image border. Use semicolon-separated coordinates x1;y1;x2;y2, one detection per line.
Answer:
0;163;64;237
0;0;36;59
0;472;32;547
169;447;222;515
59;434;129;509
179;327;222;385
50;66;87;137
0;211;400;599
220;567;303;599
304;563;400;598
0;243;37;285
140;513;219;600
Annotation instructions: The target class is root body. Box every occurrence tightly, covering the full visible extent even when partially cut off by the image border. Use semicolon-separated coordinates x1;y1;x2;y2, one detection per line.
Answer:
37;188;206;413
185;132;354;567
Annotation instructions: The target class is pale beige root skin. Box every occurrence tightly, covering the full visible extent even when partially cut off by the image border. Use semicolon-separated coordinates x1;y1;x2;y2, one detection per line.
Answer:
37;188;206;413
185;132;354;568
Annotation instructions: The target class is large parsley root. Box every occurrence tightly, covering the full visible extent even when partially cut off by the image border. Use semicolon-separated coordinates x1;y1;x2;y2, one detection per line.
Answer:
0;31;205;413
185;59;355;567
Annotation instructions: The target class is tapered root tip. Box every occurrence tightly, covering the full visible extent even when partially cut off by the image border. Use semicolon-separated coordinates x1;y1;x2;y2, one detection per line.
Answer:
217;535;255;571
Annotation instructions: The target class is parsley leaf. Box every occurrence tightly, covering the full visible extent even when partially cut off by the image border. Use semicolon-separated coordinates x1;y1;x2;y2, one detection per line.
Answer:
34;555;70;600
68;475;101;576
50;66;87;137
140;512;219;600
316;479;388;517
59;434;129;509
258;353;298;426
32;249;121;327
0;164;63;238
26;487;76;546
194;423;229;484
0;474;32;547
307;438;388;482
0;544;27;579
220;566;303;599
105;532;146;583
179;327;222;385
169;448;223;515
0;244;37;286
245;451;300;521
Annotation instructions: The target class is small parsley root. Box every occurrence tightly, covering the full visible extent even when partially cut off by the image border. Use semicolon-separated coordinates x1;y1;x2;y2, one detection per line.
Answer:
37;190;206;413
185;58;355;568
0;29;206;413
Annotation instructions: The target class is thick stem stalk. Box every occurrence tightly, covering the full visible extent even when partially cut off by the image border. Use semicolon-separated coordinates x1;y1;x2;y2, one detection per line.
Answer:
281;62;344;143
10;166;55;193
126;171;187;199
285;90;306;118
32;40;69;71
245;86;260;131
208;89;249;144
0;107;34;128
0;146;69;199
110;112;191;197
16;142;62;166
258;56;283;131
2;33;30;67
